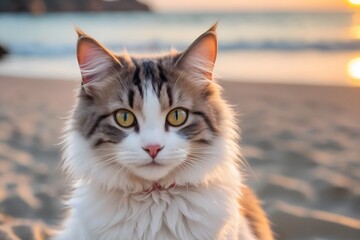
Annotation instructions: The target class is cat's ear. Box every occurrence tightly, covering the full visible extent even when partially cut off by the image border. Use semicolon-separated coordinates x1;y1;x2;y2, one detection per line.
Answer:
175;23;218;80
75;27;120;85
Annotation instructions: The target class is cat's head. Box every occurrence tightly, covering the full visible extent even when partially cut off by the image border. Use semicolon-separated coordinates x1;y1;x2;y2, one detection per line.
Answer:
64;24;239;191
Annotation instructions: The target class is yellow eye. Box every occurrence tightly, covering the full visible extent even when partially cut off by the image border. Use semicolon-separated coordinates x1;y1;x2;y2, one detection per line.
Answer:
115;109;136;128
167;108;188;127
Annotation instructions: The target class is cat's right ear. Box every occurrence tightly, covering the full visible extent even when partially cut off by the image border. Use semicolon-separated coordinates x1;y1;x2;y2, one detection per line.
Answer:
175;23;218;80
75;27;120;85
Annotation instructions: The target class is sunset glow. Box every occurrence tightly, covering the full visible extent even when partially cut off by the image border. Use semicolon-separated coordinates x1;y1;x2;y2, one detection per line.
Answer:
350;26;360;38
347;57;360;80
349;0;360;5
151;0;351;12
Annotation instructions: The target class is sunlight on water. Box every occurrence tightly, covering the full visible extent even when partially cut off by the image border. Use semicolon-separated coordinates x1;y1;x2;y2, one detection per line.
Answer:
0;13;359;87
347;57;360;86
350;13;360;39
348;57;360;79
350;25;360;39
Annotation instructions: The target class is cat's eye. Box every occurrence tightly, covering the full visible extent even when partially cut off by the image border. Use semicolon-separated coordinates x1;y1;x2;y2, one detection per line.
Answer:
166;108;188;127
114;109;136;128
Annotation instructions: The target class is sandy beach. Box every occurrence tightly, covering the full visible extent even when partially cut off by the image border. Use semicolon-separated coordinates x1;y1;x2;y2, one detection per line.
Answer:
0;76;359;240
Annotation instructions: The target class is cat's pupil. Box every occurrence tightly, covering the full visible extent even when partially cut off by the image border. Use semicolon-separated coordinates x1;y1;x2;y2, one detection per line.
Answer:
175;110;178;120
123;112;128;122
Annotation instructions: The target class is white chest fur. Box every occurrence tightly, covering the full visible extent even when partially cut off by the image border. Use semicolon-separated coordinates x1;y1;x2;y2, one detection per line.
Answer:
54;181;256;240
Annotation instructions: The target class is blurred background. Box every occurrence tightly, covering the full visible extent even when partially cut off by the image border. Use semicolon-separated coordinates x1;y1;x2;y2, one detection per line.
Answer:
0;0;359;239
1;0;360;86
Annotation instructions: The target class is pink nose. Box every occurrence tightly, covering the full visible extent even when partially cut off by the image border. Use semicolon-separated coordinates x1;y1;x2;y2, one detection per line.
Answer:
143;144;163;158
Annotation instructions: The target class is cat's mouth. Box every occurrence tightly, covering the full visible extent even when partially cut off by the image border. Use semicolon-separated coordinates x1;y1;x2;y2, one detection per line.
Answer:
140;161;163;168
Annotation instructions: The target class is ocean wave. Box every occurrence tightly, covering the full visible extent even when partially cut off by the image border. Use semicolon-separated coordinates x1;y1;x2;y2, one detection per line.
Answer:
6;40;360;56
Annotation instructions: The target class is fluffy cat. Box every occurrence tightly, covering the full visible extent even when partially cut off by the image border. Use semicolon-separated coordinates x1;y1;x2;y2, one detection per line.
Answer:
53;24;273;240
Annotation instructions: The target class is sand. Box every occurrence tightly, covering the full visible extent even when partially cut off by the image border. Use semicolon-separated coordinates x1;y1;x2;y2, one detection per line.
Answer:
0;76;359;240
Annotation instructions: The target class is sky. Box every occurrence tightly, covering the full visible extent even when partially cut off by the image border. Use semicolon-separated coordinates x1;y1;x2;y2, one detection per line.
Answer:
149;0;354;12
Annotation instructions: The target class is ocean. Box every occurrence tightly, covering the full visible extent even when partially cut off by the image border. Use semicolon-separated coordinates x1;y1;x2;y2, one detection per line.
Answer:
0;12;359;86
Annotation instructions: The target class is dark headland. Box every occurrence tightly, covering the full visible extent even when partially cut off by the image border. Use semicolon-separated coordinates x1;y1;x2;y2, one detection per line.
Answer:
0;0;150;14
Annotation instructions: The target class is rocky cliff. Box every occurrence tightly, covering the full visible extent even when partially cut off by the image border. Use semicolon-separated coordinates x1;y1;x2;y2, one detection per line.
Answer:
0;0;150;14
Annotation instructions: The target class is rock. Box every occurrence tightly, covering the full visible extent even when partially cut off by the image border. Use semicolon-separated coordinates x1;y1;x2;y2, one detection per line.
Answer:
0;0;150;13
0;45;8;60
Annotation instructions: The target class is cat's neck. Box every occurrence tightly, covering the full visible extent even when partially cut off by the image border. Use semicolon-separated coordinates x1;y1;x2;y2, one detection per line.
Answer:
143;182;176;193
78;158;241;196
81;176;195;195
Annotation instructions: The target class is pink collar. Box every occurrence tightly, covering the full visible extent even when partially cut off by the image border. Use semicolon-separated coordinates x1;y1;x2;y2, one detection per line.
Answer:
143;183;176;193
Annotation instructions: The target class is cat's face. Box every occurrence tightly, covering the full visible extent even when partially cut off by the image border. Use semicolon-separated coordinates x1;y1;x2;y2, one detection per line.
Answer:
68;24;232;185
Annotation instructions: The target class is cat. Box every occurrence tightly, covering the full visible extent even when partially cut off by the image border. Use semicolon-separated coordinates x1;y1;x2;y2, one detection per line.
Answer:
53;23;273;240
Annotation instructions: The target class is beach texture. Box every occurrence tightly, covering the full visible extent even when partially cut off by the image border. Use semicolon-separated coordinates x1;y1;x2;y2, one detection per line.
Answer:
0;77;359;239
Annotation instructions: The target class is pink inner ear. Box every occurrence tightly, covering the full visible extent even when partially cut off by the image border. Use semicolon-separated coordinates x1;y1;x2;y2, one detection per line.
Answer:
199;36;216;79
197;35;217;64
77;39;105;84
77;40;92;84
178;33;218;80
77;40;96;68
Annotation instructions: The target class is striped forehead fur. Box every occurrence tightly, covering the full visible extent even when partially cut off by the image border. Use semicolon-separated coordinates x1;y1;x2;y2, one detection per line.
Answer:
73;52;225;150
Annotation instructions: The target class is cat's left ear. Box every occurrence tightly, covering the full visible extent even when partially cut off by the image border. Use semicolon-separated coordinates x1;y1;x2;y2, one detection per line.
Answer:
75;27;120;85
175;23;218;80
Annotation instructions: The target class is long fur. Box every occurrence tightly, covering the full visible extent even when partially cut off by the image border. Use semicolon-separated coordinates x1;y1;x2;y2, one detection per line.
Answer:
55;96;253;239
53;25;272;240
